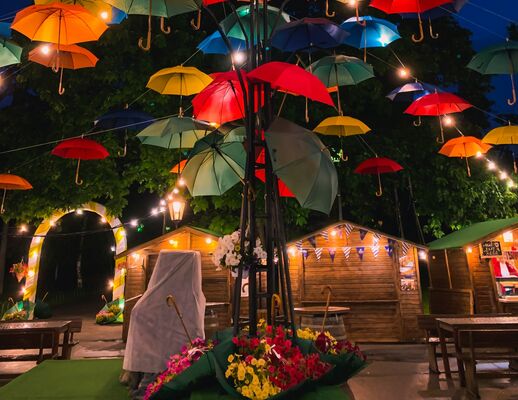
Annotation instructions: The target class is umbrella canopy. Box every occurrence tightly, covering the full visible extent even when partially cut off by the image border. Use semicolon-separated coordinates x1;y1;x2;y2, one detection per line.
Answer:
255;169;295;198
103;0;201;16
270;17;348;53
52;138;109;185
386;81;438;102
94;108;154;131
170;159;187;174
482;125;518;145
314;116;370;136
265;118;338;214
197;31;247;55
354;156;403;196
405;91;472;116
137;117;212;149
401;0;466;19
220;4;290;42
147;66;213;96
182;131;246;196
0;173;32;214
0;39;22;68
341;16;400;49
12;3;108;45
248;61;335;107
34;0;113;22
29;43;98;70
309;55;375;87
467;41;518;106
439;136;491;176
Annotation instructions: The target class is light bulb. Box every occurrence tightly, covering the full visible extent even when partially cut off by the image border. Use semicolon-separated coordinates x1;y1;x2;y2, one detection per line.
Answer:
160;199;166;206
466;246;473;254
40;44;50;55
418;250;427;261
178;178;186;186
159;206;166;213
130;219;138;227
110;246;116;252
475;151;482;158
508;180;515;189
442;116;454;126
288;246;297;256
500;171;508;180
108;280;114;288
487;161;496;170
205;237;213;244
348;0;357;6
172;188;180;194
151;208;158;216
232;52;246;65
100;216;107;223
19;224;27;233
76;209;83;215
100;11;109;20
398;68;409;78
330;229;337;237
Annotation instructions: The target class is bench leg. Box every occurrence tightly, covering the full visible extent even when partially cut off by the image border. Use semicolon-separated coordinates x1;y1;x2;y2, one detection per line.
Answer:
463;359;479;398
428;343;440;373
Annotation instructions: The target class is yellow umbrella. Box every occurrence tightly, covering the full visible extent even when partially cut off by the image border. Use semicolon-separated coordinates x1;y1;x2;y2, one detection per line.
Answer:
482;124;518;145
314;115;370;161
34;0;113;22
147;66;213;115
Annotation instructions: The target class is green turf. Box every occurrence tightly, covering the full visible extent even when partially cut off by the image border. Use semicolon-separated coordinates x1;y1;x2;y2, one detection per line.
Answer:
0;359;129;400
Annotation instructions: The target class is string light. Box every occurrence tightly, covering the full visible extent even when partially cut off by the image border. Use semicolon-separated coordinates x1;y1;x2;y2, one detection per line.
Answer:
205;237;213;244
475;151;482;158
348;0;357;6
159;206;166;213
500;171;508;180
418;250;428;261
100;11;109;20
159;199;166;206
232;52;246;65
330;229;337;237
508;180;516;189
100;216;107;223
288;246;297;256
169;239;179;247
130;219;138;227
398;67;410;78
76;209;83;215
172;188;180;194
466;246;473;253
40;44;50;55
442;116;455;126
487;161;496;170
19;224;27;233
110;246;116;252
108;280;114;288
151;208;159;216
178;178;186;186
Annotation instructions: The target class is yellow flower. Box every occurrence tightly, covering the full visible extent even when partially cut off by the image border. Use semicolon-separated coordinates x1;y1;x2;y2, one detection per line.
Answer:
257;358;265;367
252;375;259;386
237;364;246;381
246;366;254;374
227;354;234;363
251;357;257;366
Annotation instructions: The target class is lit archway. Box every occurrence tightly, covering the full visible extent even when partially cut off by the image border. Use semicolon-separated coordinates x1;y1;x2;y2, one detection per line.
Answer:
23;202;127;304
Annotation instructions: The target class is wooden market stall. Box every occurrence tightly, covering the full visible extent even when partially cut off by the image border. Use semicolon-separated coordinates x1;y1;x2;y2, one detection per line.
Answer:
428;218;518;316
119;226;230;341
287;221;426;342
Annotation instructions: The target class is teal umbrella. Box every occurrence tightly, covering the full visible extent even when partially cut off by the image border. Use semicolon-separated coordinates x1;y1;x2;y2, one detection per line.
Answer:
309;55;374;114
182;130;246;196
265;118;338;214
220;4;290;43
467;41;518;105
0;39;22;68
137;117;212;149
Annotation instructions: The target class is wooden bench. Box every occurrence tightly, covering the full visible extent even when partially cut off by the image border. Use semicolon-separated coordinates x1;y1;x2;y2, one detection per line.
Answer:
416;313;510;373
458;329;518;398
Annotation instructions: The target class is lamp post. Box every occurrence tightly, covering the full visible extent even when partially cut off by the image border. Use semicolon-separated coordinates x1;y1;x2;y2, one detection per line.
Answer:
167;194;185;230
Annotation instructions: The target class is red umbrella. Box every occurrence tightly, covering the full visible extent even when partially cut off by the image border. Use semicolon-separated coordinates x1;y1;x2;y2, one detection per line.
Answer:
52;138;109;185
255;149;294;197
405;91;472;143
370;0;453;42
354;156;403;197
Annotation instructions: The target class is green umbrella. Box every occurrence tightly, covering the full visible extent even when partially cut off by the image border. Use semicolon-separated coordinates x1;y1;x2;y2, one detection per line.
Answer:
467;40;518;105
182;130;246;196
0;39;22;68
309;55;374;114
265;118;338;214
220;4;290;43
137;117;212;149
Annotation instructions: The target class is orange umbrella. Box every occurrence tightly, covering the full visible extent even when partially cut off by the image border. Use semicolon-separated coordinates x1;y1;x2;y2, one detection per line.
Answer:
170;159;187;174
0;174;33;214
12;3;108;45
439;136;492;177
29;43;98;94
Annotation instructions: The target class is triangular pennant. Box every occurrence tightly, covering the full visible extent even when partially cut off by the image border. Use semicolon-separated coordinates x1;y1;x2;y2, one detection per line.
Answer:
308;236;317;248
296;240;303;251
302;249;309;259
314;248;323;260
359;229;368;241
401;242;411;256
372;245;380;258
328;248;336;262
342;247;351;259
321;230;329;240
384;245;394;257
356;246;365;260
344;224;353;237
373;233;381;244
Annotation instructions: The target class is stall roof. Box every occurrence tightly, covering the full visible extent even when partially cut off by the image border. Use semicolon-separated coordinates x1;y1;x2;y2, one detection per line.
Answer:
428;218;518;251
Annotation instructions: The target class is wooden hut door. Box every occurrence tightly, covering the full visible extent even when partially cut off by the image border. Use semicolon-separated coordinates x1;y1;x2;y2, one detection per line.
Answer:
145;253;159;288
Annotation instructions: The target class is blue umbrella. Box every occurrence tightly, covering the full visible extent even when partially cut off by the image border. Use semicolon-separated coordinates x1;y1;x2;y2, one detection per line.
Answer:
0;22;11;39
197;31;247;55
386;82;439;102
0;0;32;22
108;6;128;25
271;17;349;53
94;108;155;156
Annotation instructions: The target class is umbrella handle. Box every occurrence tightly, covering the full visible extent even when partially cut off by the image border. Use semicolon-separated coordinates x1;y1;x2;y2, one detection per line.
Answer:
75;159;83;186
356;4;366;26
428;18;439;39
191;9;201;30
58;68;65;95
413;116;422;126
340;138;348;161
412;13;425;43
271;294;282;326
305;97;309;124
437;115;445;144
1;188;6;214
138;1;152;51
465;157;471;177
514;158;517;174
101;294;107;305
8;297;14;306
325;0;335;17
507;74;517;106
376;173;383;197
166;294;193;346
160;17;171;34
117;134;128;157
321;286;332;331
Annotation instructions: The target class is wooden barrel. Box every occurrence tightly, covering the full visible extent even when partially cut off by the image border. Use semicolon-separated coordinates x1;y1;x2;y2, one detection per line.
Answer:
204;309;219;340
300;314;347;341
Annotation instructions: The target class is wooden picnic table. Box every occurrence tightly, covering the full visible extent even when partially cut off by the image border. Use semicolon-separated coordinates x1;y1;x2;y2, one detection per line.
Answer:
436;316;518;385
0;320;72;363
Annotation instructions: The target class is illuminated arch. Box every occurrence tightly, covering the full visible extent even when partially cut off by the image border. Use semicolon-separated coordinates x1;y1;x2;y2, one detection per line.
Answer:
23;201;127;303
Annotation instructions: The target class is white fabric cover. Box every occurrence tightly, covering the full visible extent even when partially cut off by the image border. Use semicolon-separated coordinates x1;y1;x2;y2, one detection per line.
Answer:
123;250;206;373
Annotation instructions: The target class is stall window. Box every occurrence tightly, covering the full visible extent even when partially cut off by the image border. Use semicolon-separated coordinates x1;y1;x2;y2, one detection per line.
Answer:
399;250;418;291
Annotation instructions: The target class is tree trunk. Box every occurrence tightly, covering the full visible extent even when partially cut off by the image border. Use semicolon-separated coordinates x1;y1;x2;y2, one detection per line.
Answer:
0;220;9;296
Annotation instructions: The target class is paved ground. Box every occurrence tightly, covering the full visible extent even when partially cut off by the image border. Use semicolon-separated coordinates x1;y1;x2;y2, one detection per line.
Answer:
1;303;517;399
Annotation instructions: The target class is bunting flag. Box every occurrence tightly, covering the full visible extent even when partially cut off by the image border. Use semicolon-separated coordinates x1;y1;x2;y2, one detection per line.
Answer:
359;229;368;241
401;242;411;256
314;248;323;260
344;224;353;237
328;248;336;262
321;230;329;240
295;240;303;251
356;246;365;260
308;236;317;248
384;245;394;257
372;245;380;258
302;249;309;259
373;233;381;243
342;247;351;259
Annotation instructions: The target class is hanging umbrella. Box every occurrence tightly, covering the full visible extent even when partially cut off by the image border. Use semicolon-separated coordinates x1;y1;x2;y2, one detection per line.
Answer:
369;0;453;43
354;157;403;197
170;159;187;174
265;118;338;214
108;6;127;25
29;43;98;95
255;148;295;198
181;131;246;196
51;138;109;185
340;16;400;62
147;66;212;115
270;17;349;53
386;81;438;102
482;124;518;145
467;41;518;106
404;91;472;142
12;3;108;45
34;0;113;22
137;116;212;149
439;136;491;177
0;39;22;68
496;144;518;174
197;31;247;55
309;55;374;115
0;174;32;214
